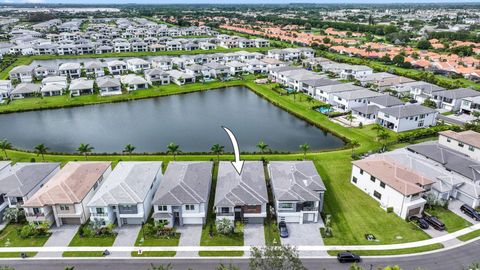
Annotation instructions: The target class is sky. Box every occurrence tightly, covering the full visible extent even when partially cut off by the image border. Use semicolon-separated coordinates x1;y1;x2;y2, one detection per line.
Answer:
5;0;480;4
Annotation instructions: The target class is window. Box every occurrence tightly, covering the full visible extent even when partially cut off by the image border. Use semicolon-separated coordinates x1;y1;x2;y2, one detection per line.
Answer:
447;138;451;143
370;175;376;182
96;208;104;214
418;121;424;127
221;207;230;214
380;181;386;188
469;146;474;152
373;191;382;200
458;142;464;148
419;114;425;119
158;205;167;211
278;203;294;209
60;205;69;211
360;169;364;175
352;176;357;183
185;205;195;211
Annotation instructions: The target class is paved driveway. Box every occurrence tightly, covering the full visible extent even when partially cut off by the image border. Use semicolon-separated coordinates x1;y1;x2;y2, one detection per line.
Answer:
281;223;326;257
244;223;265;257
176;225;202;257
110;225;141;257
36;225;79;258
449;200;480;225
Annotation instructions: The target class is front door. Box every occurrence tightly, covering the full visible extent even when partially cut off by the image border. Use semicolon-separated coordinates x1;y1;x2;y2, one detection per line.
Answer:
234;206;243;222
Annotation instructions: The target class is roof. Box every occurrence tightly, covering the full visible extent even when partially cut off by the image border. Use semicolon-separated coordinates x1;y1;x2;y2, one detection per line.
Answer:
59;62;81;70
352;105;380;115
316;83;364;94
11;83;40;95
269;161;326;202
87;162;162;207
214;161;268;207
379;104;437;118
352;156;434;196
121;74;147;85
41;83;64;93
23;162;111;207
439;130;480;149
0;163;60;197
367;94;404;107
70;78;94;90
152;162;213;205
334;89;383;100
435;88;480;100
96;76;121;88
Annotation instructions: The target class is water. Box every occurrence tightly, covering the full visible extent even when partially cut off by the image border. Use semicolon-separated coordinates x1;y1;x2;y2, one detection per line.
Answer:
0;86;344;153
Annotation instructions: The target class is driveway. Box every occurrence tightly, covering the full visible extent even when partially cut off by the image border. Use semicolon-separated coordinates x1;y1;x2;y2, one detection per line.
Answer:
110;225;141;257
448;200;480;225
244;223;265;256
176;225;202;257
36;225;79;258
281;223;326;257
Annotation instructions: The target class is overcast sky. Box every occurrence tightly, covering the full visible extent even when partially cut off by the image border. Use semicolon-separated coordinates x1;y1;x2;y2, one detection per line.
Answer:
5;0;480;4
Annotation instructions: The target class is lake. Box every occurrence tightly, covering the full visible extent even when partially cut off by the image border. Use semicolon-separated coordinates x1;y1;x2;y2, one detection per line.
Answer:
0;86;344;153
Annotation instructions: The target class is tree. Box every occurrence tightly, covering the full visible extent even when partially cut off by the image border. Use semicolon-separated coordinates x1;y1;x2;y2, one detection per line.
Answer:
372;124;384;136
216;218;234;235
166;142;181;161
123;144;136;159
249;245;307;270
417;39;432;50
34;144;48;161
377;131;391;150
392;54;405;66
256;141;269;158
0;140;12;159
346;113;355;126
299;143;310;160
210;144;225;162
350;139;360;157
76;143;94;160
3;208;24;224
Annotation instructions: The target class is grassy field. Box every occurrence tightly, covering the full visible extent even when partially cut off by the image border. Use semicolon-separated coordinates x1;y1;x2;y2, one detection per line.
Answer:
63;251;104;257
198;251;244;257
0;252;37;258
66;231;116;247
458;229;480;242
327;243;444;256
131;251;176;257
424;206;472;233
0;224;50;247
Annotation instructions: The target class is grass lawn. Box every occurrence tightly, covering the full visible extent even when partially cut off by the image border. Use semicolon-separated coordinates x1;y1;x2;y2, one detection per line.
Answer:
62;251;104;257
66;231;116;247
198;251;244;257
131;251;176;257
458;229;480;242
0;224;50;247
0;252;37;258
327;243;444;256
264;221;281;246
133;225;181;257
424;207;472;233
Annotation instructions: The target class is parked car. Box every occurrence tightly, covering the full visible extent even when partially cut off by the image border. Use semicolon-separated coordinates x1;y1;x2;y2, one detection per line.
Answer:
337;252;361;263
423;213;446;231
460;204;480;221
409;216;429;229
279;221;288;238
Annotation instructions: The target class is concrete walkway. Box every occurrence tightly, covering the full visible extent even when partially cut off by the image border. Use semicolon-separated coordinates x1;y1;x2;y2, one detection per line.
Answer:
176;225;202;257
36;225;79;258
281;223;327;256
243;224;265;256
110;225;141;257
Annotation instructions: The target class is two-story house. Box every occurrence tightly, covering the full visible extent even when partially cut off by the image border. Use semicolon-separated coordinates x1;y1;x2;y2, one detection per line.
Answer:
23;162;111;227
152;162;213;227
377;104;438;132
87;162;163;227
214;161;268;224
438;130;480;161
268;161;326;224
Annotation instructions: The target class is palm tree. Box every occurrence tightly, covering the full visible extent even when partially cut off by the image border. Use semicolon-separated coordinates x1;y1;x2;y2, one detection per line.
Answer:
345;113;355;127
349;139;360;157
0;139;12;159
123;144;136;159
299;143;310;160
77;143;94;160
34;144;49;161
377;131;390;151
210;144;225;162
166;142;181;161
306;95;314;105
372;124;384;137
256;141;269;158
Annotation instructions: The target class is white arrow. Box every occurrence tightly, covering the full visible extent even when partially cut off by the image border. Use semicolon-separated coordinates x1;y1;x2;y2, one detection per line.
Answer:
222;126;244;175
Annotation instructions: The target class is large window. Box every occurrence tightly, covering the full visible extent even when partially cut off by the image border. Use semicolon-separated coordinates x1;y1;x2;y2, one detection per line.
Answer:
373;191;382;200
380;181;386;188
370;175;376;182
96;208;104;214
278;203;294;209
221;207;230;214
60;205;70;211
158;205;167;212
352;176;357;183
185;205;195;211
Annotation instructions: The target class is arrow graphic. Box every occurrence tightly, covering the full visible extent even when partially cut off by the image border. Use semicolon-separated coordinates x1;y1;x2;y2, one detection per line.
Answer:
222;126;244;175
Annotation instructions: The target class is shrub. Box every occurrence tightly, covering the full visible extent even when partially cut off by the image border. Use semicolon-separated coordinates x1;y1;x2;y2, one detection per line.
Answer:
387;207;394;213
216;218;234;235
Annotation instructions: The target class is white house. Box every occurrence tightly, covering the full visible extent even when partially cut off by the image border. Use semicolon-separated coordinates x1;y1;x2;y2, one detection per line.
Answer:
145;69;170;85
107;60;127;75
69;78;95;97
432;88;480;112
96;76;122;96
59;62;81;79
120;74;148;91
438;130;480;161
377;104;438;132
126;58;151;73
9;65;34;83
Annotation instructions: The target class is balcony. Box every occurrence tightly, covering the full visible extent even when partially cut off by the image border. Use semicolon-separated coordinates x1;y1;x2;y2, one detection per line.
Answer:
91;213;108;217
216;212;234;216
301;206;319;212
26;212;45;217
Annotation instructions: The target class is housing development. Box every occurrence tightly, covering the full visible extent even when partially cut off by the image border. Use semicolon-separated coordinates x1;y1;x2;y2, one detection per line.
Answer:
0;2;479;270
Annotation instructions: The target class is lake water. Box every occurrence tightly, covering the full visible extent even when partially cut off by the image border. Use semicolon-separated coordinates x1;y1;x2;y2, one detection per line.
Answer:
0;86;344;153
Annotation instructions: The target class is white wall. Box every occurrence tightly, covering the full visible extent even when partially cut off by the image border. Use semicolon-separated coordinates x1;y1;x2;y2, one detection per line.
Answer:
439;135;480;161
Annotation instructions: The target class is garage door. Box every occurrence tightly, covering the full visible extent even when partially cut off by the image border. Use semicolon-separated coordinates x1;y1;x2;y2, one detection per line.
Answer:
182;217;203;225
244;217;264;224
407;207;421;217
279;215;300;223
122;218;143;225
61;218;81;225
456;191;475;206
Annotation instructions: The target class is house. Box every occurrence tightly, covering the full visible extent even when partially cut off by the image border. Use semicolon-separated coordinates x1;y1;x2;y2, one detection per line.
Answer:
432;88;480;111
33;65;58;80
0;80;13;99
96;76;122;96
460;96;480;115
10;83;40;99
114;42;131;53
339;65;373;80
23;162;112;227
438;130;480;161
151;56;173;70
69;78;95;97
126;58;151;73
214;162;268;224
166;70;196;85
268;161;326;224
331;89;383;111
145;69;170;85
120;74;148;91
254;38;270;48
9;65;34;83
87;162;163;227
315;83;365;104
199;42;216;50
40;76;68;97
0;162;60;222
377;104;438;132
226;61;248;76
351;156;433;219
267;48;315;61
84;61;106;78
107;60;128;75
59;62;81;79
397;81;444;103
152;162;213;227
244;59;267;74
184;64;206;78
202;62;230;78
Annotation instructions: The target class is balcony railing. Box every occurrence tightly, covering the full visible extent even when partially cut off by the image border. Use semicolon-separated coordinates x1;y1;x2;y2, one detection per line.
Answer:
301;206;319;212
216;212;234;216
91;213;107;217
26;213;45;218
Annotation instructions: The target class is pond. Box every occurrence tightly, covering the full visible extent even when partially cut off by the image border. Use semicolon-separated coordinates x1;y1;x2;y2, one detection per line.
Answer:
0;86;345;153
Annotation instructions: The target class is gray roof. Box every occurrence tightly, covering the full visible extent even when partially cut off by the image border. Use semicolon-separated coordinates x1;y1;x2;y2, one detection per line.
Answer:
407;142;480;181
269;161;326;202
352;105;380;115
367;94;404;107
12;83;40;95
379;104;436;118
214;161;268;207
334;89;383;100
302;78;340;88
88;162;162;207
152;162;213;205
398;81;445;94
434;88;480;100
96;76;121;88
316;83;364;94
0;162;60;197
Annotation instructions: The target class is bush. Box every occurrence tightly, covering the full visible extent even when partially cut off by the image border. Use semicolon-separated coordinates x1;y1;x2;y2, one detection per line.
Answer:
386;207;394;213
216;218;234;235
397;124;460;143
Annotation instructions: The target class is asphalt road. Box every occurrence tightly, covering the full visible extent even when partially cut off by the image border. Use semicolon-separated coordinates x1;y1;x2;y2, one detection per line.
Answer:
2;240;480;270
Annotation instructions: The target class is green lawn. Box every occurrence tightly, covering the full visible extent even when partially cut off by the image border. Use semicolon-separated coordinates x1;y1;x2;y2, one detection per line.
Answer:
327;243;444;256
424;207;472;233
458;229;480;242
66;231;116;247
133;226;181;257
264;221;281;246
0;224;50;247
198;251;244;257
131;251;176;257
62;251;104;257
0;252;37;258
